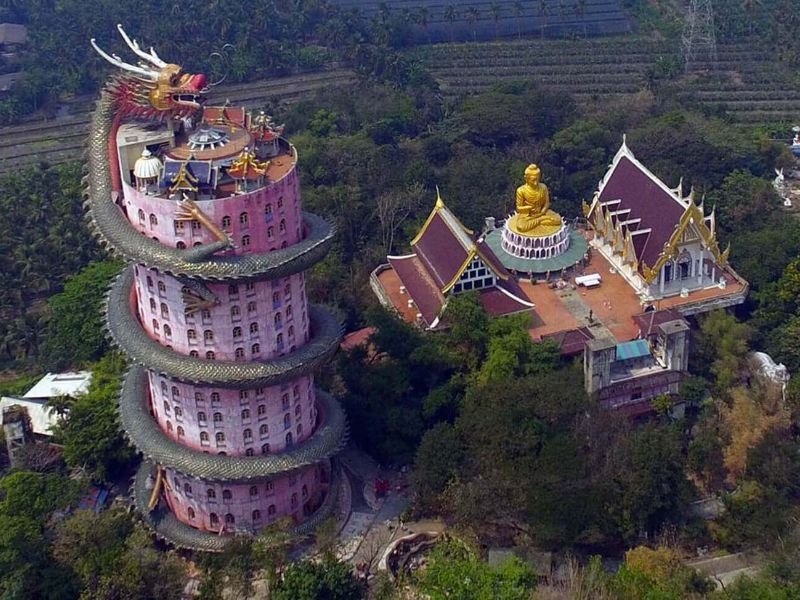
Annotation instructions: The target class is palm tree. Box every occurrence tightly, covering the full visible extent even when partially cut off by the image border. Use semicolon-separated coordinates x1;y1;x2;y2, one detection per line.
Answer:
490;2;504;39
444;5;459;42
466;6;481;42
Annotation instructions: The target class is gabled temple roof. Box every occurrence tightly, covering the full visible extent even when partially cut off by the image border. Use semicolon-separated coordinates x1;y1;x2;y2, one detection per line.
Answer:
386;193;533;329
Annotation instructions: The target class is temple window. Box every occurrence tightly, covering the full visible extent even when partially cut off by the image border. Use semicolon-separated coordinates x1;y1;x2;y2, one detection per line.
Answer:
206;351;216;360
288;326;295;339
187;507;195;519
160;303;169;319
242;235;251;247
664;262;673;282
195;392;205;404
149;298;157;312
252;343;261;355
229;284;238;297
204;330;214;343
239;390;248;400
231;305;240;318
294;405;301;417
190;350;199;357
262;443;270;454
248;301;257;313
286;305;293;319
243;428;252;440
149;214;158;227
679;257;691;279
252;509;261;521
198;411;207;422
206;488;216;501
158;281;166;294
177;241;186;249
174;406;182;417
213;412;223;423
277;197;283;209
147;276;153;288
184;483;192;496
245;282;255;295
163;400;171;413
279;219;286;234
191;220;201;231
260;424;268;436
172;386;180;398
138;209;146;224
152;319;160;332
293;386;300;400
272;291;280;307
250;322;259;334
265;204;273;222
161;381;168;395
166;421;173;432
267;504;276;515
267;226;274;239
216;432;226;444
201;309;212;321
286;432;293;447
246;447;254;456
276;333;284;350
258;404;266;416
235;347;245;360
177;426;184;437
281;241;288;249
240;212;249;225
297;423;303;436
241;409;250;420
174;220;184;233
210;513;219;526
222;215;231;229
222;489;232;501
200;431;209;443
233;326;242;339
211;392;220;403
274;313;282;328
282;395;290;410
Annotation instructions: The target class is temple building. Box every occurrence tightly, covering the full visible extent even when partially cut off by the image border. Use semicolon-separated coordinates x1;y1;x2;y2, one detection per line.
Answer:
372;192;534;330
375;142;748;416
87;27;345;551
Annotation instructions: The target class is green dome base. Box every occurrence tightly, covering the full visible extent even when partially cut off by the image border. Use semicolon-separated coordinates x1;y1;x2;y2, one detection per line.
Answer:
484;228;589;275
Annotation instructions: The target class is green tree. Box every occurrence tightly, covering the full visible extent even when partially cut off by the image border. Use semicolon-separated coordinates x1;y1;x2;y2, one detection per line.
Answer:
414;538;538;600
41;260;122;369
52;353;135;481
272;556;364;600
691;310;751;395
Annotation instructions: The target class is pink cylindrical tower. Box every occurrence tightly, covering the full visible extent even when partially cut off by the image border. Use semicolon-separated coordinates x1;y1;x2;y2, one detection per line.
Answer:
88;30;345;551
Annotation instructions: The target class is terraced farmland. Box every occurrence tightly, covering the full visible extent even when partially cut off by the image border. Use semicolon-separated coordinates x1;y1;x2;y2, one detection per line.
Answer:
0;68;356;175
414;38;800;124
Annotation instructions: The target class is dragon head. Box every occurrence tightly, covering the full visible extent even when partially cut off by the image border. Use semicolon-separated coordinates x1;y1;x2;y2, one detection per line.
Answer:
92;25;208;118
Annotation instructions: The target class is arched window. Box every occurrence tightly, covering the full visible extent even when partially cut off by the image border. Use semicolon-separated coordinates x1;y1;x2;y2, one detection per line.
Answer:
241;408;250;420
257;404;266;416
198;411;207;422
297;423;303;436
274;313;282;328
284;283;291;297
272;291;280;305
286;305;293;319
279;219;286;233
235;347;245;359
252;509;261;521
175;406;183;417
204;330;214;343
243;428;252;440
265;204;273;220
177;241;186;249
288;326;294;338
231;305;240;318
266;481;274;493
163;400;171;413
200;431;209;442
158;281;166;294
249;485;258;497
171;386;180;398
164;324;172;339
160;381;168;395
242;235;250;247
149;213;158;227
222;215;231;229
213;412;223;423
282;394;290;410
267;226;274;239
138;209;145;223
188;507;195;519
268;504;276;516
260;424;268;435
249;322;259;334
228;284;238;297
166;421;173;432
248;301;257;313
206;351;216;360
216;431;225;443
293;385;300;400
160;303;169;319
283;414;291;430
190;350;199;357
183;483;192;496
207;488;216;499
285;432;293;447
276;333;283;348
146;276;153;288
211;393;220;403
149;298;157;312
295;405;301;417
210;513;219;526
187;329;197;342
233;326;242;339
222;489;232;501
251;343;260;355
246;447;254;456
239;212;249;226
245;282;255;294
277;197;283;209
239;390;249;400
201;309;211;320
195;392;205;403
261;443;270;454
225;513;235;524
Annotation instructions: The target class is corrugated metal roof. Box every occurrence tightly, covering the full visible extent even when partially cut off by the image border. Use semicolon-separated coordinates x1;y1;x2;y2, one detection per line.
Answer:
615;339;650;361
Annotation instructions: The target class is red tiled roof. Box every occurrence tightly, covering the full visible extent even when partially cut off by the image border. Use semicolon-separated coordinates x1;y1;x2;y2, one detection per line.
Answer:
541;327;595;356
598;155;686;269
479;287;533;318
388;255;445;327
203;106;246;127
413;212;470;290
633;309;682;337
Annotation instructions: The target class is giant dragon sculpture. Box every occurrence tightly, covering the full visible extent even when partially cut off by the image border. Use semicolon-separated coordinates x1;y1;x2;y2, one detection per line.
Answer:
88;26;346;551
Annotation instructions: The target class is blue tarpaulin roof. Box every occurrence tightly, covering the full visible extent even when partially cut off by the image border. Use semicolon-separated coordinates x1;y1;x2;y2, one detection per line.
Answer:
162;159;212;186
616;339;650;361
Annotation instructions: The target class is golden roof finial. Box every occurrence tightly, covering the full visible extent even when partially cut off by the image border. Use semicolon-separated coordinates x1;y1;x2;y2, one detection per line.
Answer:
169;161;199;193
435;185;445;209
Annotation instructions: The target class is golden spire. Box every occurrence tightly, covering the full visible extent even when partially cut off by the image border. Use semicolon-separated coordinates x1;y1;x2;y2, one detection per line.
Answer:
169;161;199;193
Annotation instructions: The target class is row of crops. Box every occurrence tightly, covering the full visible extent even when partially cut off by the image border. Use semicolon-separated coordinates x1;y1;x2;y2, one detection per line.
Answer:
414;37;800;124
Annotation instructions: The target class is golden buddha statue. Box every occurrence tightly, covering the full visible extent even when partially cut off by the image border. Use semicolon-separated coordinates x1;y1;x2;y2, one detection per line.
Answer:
509;164;563;236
